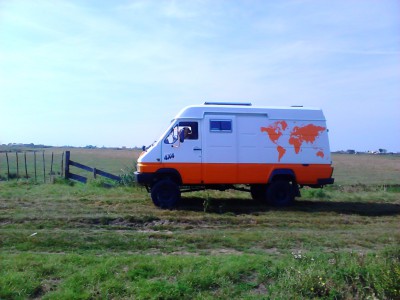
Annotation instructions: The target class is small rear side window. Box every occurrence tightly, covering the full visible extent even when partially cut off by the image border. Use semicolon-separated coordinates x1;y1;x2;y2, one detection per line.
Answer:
210;120;232;132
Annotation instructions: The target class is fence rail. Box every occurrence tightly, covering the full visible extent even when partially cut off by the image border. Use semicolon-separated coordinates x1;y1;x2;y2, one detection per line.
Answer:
1;150;121;184
64;151;120;183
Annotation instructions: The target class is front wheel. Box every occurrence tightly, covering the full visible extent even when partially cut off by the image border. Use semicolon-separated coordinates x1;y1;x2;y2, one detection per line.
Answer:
266;180;295;206
151;179;181;209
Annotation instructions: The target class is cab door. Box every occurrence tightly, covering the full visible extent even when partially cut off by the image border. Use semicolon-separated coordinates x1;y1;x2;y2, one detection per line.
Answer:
161;120;202;184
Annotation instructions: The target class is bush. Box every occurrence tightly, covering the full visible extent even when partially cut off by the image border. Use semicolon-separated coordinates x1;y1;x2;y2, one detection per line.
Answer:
53;177;75;186
119;167;136;187
303;188;330;199
88;178;117;188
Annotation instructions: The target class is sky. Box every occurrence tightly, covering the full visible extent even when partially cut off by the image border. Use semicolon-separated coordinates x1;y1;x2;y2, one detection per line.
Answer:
0;0;399;152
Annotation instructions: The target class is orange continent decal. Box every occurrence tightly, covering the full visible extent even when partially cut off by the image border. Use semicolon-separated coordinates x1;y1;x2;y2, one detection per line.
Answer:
260;121;288;144
277;145;286;162
289;124;326;154
261;121;289;162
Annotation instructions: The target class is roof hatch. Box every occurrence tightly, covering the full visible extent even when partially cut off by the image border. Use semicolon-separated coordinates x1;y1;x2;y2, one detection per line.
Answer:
204;102;252;106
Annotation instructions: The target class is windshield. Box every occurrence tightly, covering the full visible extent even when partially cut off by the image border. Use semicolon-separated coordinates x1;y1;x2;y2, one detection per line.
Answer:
164;123;179;144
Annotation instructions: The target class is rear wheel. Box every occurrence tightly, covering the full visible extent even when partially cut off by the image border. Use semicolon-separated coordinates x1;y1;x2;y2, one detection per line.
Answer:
266;180;294;206
151;179;181;209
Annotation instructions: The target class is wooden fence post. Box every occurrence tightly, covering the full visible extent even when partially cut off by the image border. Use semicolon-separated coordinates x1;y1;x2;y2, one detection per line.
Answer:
61;152;64;177
50;152;54;175
24;152;28;178
6;152;10;180
64;151;70;179
16;152;19;179
34;151;37;182
42;151;46;183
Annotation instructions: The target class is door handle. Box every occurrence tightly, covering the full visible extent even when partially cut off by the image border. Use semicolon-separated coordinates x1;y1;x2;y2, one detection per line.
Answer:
193;147;202;151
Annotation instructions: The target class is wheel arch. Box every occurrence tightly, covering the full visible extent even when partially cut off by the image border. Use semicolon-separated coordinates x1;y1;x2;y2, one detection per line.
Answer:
268;168;300;197
154;168;182;185
268;169;297;183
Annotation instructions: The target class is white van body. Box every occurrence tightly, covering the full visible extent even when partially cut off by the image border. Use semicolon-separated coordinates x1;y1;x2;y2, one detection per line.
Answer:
135;102;334;208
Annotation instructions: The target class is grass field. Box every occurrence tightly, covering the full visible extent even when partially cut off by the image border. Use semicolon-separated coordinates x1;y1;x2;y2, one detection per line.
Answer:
1;149;399;185
0;150;399;299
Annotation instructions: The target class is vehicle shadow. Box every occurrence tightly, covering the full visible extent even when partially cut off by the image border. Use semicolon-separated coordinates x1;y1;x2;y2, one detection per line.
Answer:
177;197;400;217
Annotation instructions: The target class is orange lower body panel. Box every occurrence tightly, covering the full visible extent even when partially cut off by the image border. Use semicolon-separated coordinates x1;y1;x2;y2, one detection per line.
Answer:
138;162;333;185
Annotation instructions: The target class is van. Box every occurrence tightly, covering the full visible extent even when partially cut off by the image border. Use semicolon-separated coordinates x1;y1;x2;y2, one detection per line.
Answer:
135;102;334;208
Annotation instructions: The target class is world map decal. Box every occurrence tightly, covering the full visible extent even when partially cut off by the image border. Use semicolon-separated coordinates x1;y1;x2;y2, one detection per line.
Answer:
261;121;326;162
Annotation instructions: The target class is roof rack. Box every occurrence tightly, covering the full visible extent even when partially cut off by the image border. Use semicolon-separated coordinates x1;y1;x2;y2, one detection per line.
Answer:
204;102;252;106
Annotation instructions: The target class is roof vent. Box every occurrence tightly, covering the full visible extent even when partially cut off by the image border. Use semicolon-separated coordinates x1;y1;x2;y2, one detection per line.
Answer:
204;102;252;106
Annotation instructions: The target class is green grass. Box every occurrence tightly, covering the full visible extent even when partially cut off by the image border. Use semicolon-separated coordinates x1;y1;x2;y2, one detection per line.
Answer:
1;250;398;299
0;180;399;299
1;149;400;298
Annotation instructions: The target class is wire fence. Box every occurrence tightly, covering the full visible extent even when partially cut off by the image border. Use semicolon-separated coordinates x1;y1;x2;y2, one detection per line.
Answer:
0;150;64;183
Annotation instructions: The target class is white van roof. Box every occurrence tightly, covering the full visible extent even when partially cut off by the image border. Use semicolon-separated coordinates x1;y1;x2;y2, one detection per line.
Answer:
174;102;326;121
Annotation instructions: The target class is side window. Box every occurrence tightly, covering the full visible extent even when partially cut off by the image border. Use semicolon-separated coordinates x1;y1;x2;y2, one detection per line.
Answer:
210;120;232;132
178;121;198;140
164;121;198;144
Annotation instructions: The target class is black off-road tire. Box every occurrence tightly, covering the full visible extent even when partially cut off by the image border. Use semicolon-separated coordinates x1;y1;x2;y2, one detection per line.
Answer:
266;180;295;207
151;179;181;209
